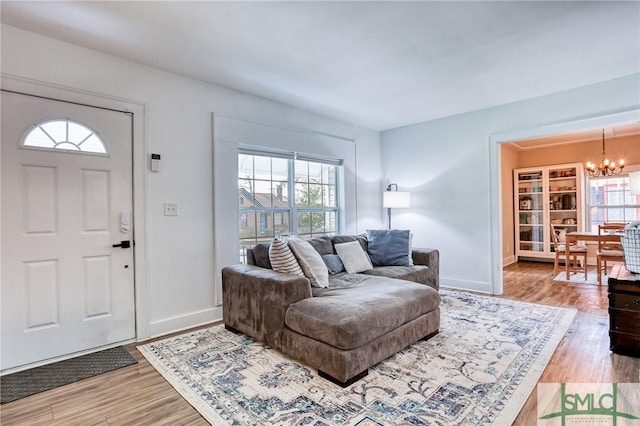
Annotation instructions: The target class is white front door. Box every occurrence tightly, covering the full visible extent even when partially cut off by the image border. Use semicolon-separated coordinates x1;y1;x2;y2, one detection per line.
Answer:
1;91;135;371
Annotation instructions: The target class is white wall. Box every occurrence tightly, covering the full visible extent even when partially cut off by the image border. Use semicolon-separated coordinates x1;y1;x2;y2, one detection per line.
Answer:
381;74;640;294
1;24;383;338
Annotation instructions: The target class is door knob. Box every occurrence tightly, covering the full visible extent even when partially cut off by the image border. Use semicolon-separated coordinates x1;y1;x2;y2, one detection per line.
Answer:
112;240;131;249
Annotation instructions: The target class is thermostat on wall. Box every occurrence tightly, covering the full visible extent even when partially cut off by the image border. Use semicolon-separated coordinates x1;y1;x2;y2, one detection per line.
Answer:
151;154;161;172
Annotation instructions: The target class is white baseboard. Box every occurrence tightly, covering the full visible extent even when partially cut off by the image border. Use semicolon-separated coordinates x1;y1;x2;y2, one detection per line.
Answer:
503;255;517;267
440;277;493;294
148;307;223;339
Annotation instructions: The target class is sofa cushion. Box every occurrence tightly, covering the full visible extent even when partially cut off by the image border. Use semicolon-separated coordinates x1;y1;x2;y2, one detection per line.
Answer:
362;265;430;285
322;254;345;274
288;236;329;288
250;243;272;269
306;236;334;256
366;229;411;266
286;275;440;350
335;241;372;274
269;236;304;276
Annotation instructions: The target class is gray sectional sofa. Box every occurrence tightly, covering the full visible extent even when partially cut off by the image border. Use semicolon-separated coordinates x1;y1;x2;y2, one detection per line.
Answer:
222;234;440;386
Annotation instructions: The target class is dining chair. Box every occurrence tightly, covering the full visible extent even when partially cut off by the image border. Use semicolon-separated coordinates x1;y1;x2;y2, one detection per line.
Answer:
596;223;626;285
550;223;588;280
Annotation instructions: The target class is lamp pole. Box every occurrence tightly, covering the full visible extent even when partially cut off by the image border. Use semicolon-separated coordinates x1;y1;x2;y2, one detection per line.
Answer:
385;183;397;230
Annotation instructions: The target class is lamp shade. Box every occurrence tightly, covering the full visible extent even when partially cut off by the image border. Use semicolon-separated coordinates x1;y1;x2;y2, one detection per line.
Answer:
383;191;411;208
629;171;640;196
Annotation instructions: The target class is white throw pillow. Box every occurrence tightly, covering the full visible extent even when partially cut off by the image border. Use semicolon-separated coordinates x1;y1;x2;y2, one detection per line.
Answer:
335;241;373;274
269;236;304;276
287;236;329;288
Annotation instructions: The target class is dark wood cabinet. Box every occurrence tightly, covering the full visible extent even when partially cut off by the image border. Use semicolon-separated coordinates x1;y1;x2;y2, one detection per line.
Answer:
607;265;640;358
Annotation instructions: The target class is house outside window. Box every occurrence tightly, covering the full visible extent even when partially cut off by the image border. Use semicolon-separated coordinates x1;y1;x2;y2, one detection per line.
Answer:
238;150;341;263
259;213;268;232
274;212;283;226
588;174;640;230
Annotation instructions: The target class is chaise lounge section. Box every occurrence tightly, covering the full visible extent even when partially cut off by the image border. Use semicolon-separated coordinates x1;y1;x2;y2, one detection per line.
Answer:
222;234;440;386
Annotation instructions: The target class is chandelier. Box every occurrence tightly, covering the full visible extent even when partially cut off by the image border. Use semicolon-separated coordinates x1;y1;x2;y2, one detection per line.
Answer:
585;129;624;177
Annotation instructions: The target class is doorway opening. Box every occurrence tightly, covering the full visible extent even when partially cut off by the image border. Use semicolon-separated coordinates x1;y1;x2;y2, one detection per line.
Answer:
492;114;639;295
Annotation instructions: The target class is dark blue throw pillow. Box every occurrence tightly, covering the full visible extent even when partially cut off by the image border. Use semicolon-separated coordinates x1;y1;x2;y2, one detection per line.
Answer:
366;229;411;266
322;254;345;274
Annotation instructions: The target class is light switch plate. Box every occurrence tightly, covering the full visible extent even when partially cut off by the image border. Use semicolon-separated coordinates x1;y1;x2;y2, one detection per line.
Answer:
164;203;178;216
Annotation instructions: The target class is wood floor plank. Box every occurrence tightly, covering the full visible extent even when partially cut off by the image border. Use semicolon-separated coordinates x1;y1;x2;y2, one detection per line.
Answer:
0;403;53;424
1;261;638;425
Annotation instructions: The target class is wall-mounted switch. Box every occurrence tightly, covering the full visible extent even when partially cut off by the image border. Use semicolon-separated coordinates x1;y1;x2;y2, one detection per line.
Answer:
164;203;178;216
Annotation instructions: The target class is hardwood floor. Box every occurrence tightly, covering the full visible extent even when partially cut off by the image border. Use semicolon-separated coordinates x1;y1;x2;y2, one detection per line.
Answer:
504;261;639;425
1;261;638;425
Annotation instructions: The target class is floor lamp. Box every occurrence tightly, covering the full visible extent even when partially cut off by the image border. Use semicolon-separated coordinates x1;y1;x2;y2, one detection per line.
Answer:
383;184;411;229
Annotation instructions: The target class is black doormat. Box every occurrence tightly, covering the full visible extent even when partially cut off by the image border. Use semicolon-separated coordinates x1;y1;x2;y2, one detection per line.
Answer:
0;346;137;404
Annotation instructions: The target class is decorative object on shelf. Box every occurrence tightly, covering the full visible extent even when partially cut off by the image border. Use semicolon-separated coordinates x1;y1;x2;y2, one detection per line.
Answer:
585;129;625;177
383;183;411;230
519;197;532;210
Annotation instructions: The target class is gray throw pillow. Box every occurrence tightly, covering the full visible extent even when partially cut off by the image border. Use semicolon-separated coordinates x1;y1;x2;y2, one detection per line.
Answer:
288;235;329;288
366;229;411;266
322;254;345;274
251;243;272;269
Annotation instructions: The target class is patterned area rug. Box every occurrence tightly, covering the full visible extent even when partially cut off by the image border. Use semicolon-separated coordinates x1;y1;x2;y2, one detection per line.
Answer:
138;290;576;425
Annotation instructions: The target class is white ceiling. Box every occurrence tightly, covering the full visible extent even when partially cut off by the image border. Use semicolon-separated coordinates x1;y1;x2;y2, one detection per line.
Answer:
2;1;639;131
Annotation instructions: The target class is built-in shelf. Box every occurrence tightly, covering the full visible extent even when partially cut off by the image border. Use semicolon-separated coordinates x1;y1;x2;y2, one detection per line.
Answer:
514;163;584;260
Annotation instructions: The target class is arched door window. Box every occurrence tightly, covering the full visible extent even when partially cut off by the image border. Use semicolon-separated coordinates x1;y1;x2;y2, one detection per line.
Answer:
21;119;108;155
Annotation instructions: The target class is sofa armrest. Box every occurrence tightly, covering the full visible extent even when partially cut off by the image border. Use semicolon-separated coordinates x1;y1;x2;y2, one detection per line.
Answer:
412;248;439;290
222;264;312;348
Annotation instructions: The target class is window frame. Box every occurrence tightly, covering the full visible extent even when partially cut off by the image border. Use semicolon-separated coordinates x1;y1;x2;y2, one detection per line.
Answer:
238;148;343;262
586;170;640;230
274;212;284;226
21;118;110;157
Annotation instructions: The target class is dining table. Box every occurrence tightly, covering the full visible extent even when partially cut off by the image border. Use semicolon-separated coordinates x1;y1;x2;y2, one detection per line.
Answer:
564;230;623;280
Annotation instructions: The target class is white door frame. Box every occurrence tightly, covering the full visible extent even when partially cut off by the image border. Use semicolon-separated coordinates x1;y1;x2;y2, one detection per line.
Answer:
1;75;150;342
488;108;640;295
